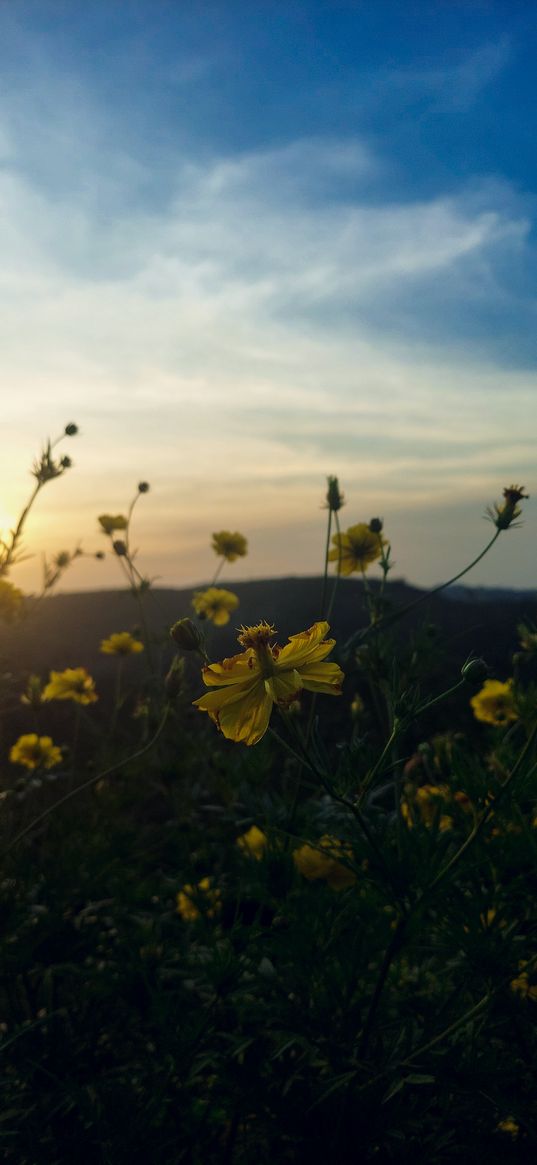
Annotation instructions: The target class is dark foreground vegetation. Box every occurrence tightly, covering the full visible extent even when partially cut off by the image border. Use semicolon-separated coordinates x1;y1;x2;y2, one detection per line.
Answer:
0;436;536;1163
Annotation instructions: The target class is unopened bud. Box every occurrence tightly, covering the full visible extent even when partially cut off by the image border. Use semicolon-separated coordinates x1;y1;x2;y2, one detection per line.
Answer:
60;455;72;469
138;481;150;493
368;517;383;534
461;657;489;685
170;618;205;653
112;540;127;557
325;476;345;512
64;423;78;436
95;551;105;560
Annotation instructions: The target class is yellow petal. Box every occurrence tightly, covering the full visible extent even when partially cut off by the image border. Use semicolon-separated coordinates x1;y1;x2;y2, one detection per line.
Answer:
201;649;259;687
277;622;332;669
194;678;273;745
299;661;344;695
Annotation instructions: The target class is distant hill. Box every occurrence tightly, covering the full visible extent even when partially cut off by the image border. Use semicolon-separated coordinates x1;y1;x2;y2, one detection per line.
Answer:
0;577;536;684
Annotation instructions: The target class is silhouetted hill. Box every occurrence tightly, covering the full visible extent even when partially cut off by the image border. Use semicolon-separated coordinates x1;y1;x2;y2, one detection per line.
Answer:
0;577;535;684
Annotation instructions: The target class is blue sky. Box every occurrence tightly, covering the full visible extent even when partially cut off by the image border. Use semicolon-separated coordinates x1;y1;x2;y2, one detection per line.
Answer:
1;1;536;591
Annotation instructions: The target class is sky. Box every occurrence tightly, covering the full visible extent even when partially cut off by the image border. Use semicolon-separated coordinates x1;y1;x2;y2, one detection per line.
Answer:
1;0;536;593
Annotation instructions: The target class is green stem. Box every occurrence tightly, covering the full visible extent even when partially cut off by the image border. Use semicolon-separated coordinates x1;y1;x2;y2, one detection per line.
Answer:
359;915;407;1057
319;507;333;620
344;528;502;652
326;509;342;623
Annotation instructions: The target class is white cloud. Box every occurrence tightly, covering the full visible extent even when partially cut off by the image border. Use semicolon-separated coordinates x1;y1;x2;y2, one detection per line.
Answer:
0;84;535;592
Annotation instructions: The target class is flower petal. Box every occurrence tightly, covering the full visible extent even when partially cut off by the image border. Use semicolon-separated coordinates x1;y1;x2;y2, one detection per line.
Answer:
299;661;344;695
201;650;259;687
194;678;273;745
277;622;333;669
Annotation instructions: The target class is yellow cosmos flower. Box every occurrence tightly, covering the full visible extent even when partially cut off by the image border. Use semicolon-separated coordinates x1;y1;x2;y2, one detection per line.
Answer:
100;631;144;655
43;667;98;705
98;514;128;535
401;783;453;831
211;530;248;561
191;587;239;626
293;835;356;891
9;733;62;770
510;961;537;1002
236;825;268;859
496;1117;520;1139
176;877;221;921
470;679;518;726
328;523;384;575
193;621;344;746
0;578;24;622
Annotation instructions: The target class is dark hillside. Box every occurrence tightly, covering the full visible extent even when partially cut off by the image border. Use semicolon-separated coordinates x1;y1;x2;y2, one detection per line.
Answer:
0;577;535;683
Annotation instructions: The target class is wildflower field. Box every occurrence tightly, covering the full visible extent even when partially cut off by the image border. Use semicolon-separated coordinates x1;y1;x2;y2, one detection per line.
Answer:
1;428;536;1163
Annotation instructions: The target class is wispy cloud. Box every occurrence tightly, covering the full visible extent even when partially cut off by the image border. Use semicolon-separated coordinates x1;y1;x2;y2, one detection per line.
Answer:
0;67;534;591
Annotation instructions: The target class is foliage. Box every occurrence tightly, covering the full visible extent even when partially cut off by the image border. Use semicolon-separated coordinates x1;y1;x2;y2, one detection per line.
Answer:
0;449;536;1162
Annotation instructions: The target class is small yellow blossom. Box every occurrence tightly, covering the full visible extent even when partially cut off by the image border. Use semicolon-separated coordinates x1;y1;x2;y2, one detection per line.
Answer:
328;523;384;575
193;621;343;746
211;531;248;562
191;587;239;626
9;733;62;771
470;679;518;726
0;579;24;622
100;631;144;656
350;694;365;718
43;667;98;705
98;514;128;535
401;783;453;831
176;877;221;921
236;825;268;860
510;961;537;1002
496;1117;519;1139
293;835;356;891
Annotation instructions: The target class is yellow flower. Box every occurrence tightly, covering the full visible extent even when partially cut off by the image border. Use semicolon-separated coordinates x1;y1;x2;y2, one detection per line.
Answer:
98;514;128;535
293;835;356;891
0;579;24;622
211;531;248;561
193;621;343;746
100;631;144;655
328;523;384;575
43;667;98;705
510;961;537;1002
496;1117;519;1139
236;825;268;860
176;877;221;921
9;733;62;770
470;679;518;726
191;587;239;626
401;783;453;831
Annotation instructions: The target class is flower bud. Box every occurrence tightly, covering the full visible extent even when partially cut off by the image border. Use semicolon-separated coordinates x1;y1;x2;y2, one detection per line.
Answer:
64;423;78;436
60;455;72;469
170;618;205;653
368;517;383;534
461;657;489;685
112;540;127;557
95;551;105;560
138;482;150;493
325;476;345;512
